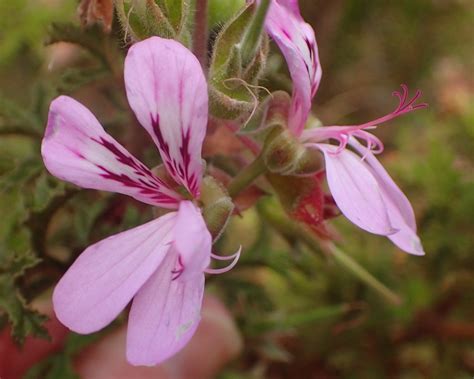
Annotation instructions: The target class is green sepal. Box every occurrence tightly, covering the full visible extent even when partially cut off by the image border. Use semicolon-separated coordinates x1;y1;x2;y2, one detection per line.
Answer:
262;123;323;176
208;0;245;28
163;0;190;40
209;2;254;78
241;33;269;84
114;0;147;41
208;1;270;120
238;0;270;66
115;0;190;44
200;176;234;242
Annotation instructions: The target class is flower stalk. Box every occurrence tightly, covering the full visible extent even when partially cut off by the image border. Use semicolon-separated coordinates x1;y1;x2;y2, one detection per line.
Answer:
324;243;402;305
193;0;209;70
227;154;267;198
259;199;402;305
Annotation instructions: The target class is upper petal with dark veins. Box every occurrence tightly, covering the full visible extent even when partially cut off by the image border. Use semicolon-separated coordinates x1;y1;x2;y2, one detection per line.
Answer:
124;37;208;198
264;0;322;136
42;96;182;208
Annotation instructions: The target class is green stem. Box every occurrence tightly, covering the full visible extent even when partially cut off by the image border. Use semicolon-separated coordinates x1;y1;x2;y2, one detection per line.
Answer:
259;199;402;305
239;0;270;65
325;243;402;305
247;304;350;335
227;154;267;198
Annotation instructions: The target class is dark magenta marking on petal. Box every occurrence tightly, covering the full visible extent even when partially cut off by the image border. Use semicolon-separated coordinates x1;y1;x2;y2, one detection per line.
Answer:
280;27;291;40
91;136;178;204
171;255;184;281
299;36;319;95
150;114;198;196
151;114;171;163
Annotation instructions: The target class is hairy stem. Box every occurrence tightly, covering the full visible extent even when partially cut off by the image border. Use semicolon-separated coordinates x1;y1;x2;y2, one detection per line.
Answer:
227;154;267;198
193;0;209;71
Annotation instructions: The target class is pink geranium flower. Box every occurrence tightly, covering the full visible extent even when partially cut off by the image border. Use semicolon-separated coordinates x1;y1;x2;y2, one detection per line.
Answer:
264;0;426;255
41;37;239;366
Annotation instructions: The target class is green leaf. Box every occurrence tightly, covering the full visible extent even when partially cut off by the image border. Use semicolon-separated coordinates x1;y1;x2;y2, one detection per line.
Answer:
0;246;40;277
46;23;116;69
31;174;66;213
24;328;114;379
72;196;107;246
0;274;48;345
0;157;43;192
56;67;108;93
0;94;42;137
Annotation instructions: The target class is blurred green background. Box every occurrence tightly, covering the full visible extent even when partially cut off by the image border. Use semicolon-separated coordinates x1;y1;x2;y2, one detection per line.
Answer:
0;0;473;378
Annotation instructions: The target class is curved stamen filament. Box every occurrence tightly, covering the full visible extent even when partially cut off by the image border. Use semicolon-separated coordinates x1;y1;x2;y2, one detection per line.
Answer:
205;247;242;275
301;85;426;153
336;85;427;132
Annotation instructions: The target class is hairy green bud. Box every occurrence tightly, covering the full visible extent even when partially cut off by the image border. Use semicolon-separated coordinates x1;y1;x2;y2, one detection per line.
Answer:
263;128;323;176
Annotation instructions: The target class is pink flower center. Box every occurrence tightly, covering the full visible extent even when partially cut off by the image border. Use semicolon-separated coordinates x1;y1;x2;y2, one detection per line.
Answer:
302;85;428;155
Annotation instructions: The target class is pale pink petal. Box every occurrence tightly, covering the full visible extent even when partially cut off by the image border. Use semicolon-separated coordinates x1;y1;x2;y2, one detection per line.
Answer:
264;0;322;136
124;37;208;197
42;96;182;208
173;201;212;281
126;251;205;366
386;208;425;255
53;213;176;334
318;144;395;235
350;139;424;255
275;0;300;16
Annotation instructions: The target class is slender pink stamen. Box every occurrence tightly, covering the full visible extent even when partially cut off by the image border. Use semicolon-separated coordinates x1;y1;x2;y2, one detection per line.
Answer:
204;247;242;275
340;85;428;132
302;85;427;154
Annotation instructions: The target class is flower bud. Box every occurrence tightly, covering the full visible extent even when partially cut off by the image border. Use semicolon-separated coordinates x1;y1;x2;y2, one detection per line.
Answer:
208;1;269;120
267;173;336;239
262;128;323;176
263;128;300;174
115;0;190;43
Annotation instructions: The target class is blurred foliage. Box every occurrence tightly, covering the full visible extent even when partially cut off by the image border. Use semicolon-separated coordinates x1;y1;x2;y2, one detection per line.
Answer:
0;0;473;378
0;1;75;67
